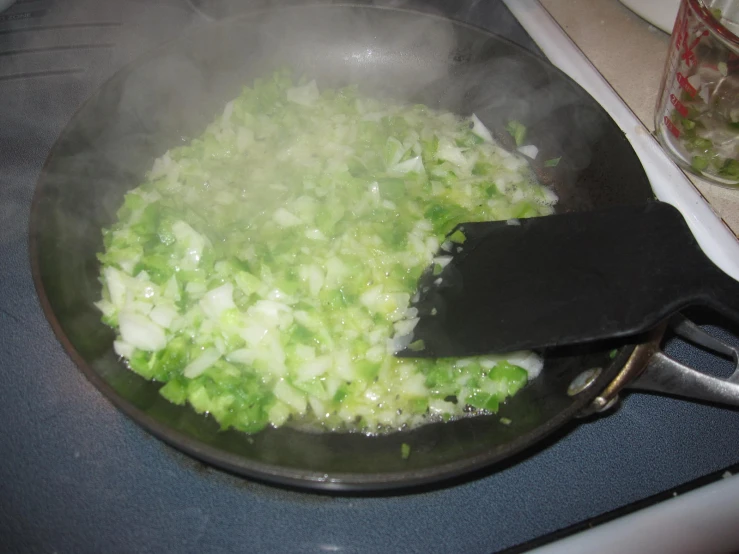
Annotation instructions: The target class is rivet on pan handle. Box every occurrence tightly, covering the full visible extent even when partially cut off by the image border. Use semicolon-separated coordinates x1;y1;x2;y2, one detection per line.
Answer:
580;315;739;417
576;324;665;418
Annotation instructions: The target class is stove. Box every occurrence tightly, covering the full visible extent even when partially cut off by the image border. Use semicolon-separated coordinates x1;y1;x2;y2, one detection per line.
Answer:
2;1;739;552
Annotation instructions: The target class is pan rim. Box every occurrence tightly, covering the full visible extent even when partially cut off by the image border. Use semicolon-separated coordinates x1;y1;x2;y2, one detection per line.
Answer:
28;2;651;491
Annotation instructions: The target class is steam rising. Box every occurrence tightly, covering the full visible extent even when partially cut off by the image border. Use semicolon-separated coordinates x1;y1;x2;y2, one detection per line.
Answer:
28;1;623;404
26;1;617;362
85;0;607;229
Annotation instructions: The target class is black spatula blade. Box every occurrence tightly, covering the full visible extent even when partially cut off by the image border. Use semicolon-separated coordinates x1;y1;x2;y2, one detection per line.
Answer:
397;201;739;358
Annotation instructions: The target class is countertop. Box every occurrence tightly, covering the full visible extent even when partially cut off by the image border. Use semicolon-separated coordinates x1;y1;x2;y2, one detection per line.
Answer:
540;0;739;236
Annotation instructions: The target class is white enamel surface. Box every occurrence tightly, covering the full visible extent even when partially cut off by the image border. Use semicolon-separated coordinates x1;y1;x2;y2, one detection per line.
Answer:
504;0;739;282
618;0;682;33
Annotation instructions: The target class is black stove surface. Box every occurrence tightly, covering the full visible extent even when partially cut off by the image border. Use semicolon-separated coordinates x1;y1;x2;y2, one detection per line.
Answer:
2;1;739;552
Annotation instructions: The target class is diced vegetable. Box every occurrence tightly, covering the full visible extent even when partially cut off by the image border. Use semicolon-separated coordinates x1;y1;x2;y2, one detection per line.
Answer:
97;70;557;435
401;443;411;459
657;13;738;185
506;120;527;146
517;145;539;160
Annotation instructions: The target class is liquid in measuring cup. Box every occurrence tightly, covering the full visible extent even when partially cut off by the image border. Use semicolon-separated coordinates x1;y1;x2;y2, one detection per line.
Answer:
655;0;739;187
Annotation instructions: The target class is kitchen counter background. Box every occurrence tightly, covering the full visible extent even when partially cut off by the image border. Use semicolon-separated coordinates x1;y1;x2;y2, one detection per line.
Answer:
541;0;739;236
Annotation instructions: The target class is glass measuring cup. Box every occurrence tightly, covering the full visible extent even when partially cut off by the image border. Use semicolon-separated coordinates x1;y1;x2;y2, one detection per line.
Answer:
655;0;739;187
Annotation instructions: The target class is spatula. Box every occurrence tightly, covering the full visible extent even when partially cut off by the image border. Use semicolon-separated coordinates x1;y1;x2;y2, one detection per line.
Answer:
396;201;739;358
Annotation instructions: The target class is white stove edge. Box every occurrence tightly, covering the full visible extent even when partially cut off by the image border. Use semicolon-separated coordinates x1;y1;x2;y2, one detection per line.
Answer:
527;472;739;554
618;0;681;34
503;0;739;282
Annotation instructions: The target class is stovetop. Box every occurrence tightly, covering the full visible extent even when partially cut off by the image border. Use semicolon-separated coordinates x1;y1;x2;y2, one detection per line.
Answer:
2;1;739;552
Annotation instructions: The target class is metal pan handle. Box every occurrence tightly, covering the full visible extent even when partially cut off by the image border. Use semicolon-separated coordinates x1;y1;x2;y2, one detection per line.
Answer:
626;315;739;407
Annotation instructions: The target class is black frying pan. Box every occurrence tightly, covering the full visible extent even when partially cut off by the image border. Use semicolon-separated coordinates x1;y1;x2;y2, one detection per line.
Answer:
30;4;667;491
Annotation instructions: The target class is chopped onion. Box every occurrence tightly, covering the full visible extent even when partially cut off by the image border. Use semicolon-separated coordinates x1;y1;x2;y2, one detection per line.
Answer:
286;80;320;107
183;347;221;378
199;283;236;320
118;312;166;352
273;208;302;227
470;113;493;143
517;144;539;159
113;340;135;358
433;255;452;268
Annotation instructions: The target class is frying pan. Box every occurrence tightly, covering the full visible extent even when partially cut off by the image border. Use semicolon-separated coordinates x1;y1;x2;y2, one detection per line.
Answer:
29;4;739;492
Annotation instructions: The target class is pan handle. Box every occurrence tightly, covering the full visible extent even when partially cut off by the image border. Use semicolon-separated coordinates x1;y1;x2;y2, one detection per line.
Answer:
626;315;739;407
